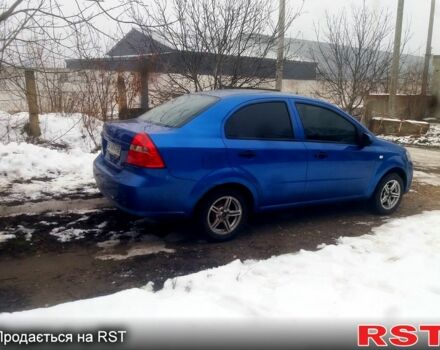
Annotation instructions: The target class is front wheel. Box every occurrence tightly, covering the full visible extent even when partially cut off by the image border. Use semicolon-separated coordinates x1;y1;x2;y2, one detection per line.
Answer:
196;189;248;242
371;173;404;215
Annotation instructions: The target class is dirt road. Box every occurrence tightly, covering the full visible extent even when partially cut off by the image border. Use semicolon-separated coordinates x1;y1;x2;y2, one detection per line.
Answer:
1;146;439;312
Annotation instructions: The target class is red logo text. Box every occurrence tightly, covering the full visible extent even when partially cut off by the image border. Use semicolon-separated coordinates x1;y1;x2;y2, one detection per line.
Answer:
358;324;440;347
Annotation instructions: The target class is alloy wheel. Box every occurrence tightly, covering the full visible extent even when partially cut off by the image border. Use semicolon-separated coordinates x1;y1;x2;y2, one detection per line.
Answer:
207;196;242;235
380;179;401;210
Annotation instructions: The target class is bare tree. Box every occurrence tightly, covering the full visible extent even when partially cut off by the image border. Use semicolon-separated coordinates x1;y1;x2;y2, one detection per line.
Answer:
0;0;130;137
66;26;143;120
399;62;424;95
113;0;304;101
0;0;42;69
374;57;424;97
0;0;111;69
312;2;394;116
0;38;69;114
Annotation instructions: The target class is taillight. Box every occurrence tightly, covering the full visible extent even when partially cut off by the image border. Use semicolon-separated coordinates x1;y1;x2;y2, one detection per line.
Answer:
126;133;165;168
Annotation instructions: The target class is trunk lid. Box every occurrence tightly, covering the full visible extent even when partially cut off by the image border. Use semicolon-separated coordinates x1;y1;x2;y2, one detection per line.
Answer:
101;119;171;169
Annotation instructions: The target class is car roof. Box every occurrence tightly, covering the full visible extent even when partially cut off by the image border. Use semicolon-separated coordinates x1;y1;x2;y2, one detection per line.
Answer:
190;89;368;131
198;89;319;103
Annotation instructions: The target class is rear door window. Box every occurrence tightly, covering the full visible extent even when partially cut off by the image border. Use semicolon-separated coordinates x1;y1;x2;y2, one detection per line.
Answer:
225;102;294;140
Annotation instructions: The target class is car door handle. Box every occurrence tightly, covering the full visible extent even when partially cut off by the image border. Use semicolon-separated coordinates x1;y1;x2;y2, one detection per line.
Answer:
238;150;256;158
314;152;328;159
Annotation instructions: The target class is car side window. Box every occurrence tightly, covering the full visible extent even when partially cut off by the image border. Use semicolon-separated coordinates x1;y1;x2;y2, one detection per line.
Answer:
296;103;357;144
225;102;294;140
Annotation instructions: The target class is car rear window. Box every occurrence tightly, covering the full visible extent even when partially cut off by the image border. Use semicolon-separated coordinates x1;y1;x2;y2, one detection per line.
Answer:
137;94;219;127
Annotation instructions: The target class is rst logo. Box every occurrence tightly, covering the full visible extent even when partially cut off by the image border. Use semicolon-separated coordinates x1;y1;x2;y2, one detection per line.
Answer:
358;325;440;347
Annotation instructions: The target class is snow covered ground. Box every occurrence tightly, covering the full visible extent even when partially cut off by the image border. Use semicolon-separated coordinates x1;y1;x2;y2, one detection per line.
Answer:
380;123;440;148
407;147;440;186
1;210;440;323
0;111;102;152
0;112;102;204
0;142;98;204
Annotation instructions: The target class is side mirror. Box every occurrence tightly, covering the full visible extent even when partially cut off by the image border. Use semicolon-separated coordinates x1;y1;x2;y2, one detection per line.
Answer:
358;132;373;147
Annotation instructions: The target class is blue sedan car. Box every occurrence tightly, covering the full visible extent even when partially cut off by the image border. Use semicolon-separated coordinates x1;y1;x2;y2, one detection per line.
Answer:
94;90;413;241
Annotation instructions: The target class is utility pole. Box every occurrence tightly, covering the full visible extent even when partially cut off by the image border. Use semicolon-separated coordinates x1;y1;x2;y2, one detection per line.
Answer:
389;0;404;118
275;0;285;91
421;0;436;96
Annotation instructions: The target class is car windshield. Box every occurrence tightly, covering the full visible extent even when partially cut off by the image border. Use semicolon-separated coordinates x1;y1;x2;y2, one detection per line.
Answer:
137;94;219;127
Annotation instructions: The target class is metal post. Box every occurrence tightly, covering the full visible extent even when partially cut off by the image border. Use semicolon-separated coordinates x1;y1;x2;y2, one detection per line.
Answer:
389;0;404;118
275;0;285;91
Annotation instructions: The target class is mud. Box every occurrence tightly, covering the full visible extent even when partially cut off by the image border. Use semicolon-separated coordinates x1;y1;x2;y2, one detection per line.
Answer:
1;180;439;313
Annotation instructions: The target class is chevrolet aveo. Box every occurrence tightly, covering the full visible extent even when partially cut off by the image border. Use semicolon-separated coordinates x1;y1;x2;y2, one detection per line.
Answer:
94;90;413;241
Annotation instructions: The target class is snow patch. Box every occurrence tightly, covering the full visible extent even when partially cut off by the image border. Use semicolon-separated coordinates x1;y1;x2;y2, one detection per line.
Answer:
16;225;35;241
39;221;59;226
0;112;102;152
0;112;103;204
97;221;108;229
380;123;440;147
49;227;89;242
0;225;34;242
0;142;97;203
0;232;16;243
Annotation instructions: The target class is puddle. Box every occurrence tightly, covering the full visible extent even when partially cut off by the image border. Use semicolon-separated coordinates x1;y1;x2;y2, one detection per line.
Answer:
96;244;175;261
97;239;120;249
0;198;111;217
95;235;175;261
355;221;373;226
413;170;440;186
408;147;440;170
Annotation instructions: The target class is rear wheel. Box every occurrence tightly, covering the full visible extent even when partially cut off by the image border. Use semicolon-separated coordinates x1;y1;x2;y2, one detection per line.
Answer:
196;189;248;242
371;173;404;215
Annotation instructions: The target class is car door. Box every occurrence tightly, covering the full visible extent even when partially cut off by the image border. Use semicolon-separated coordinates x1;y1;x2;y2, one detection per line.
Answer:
293;101;377;201
223;100;307;207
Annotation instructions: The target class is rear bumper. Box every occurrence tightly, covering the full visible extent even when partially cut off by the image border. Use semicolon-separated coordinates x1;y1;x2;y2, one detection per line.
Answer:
93;154;192;218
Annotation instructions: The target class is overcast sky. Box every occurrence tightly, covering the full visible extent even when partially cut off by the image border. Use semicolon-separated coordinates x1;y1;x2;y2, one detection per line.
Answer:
290;0;439;55
67;0;439;56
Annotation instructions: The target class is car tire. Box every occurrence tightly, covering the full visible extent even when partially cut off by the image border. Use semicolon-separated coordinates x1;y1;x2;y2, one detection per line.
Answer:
371;173;404;215
196;189;249;242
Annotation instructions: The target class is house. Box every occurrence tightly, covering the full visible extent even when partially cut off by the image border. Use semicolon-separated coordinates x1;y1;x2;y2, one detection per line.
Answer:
65;29;319;110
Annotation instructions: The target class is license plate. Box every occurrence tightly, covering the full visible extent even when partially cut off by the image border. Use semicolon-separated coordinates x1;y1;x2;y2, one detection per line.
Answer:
106;140;121;158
